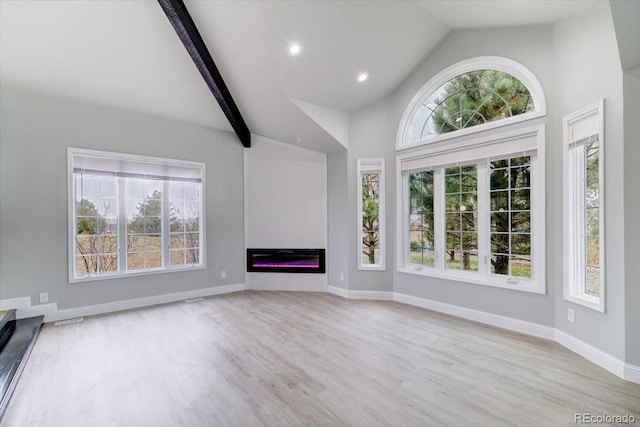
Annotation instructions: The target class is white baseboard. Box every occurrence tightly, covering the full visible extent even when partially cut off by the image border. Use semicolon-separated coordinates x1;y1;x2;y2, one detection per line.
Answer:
625;363;640;384
0;284;245;323
327;286;393;300
554;329;626;378
327;285;349;298
393;292;556;340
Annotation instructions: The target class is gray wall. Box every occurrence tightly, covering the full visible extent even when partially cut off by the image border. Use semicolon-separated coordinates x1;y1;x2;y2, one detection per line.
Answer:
347;96;396;292
552;2;626;360
327;149;349;290
389;26;554;325
0;87;245;310
624;71;640;365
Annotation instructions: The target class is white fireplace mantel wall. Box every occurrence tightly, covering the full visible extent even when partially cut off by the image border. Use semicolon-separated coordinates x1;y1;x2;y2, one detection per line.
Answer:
244;135;328;291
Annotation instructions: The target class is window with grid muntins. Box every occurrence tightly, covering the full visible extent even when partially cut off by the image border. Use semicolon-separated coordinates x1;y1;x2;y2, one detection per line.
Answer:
563;99;605;312
69;148;205;282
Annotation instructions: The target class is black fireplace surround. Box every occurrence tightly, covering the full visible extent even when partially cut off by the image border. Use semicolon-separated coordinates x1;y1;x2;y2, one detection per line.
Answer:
246;248;326;274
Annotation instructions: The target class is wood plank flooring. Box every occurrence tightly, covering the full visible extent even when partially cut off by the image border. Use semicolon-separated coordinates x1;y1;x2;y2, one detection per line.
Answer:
1;291;638;426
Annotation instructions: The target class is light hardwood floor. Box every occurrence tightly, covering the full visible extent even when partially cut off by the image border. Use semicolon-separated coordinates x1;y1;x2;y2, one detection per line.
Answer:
2;291;639;427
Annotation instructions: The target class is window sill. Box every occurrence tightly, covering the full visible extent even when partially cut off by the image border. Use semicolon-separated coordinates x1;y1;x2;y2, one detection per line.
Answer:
69;264;206;284
564;293;605;313
397;266;545;294
358;265;386;272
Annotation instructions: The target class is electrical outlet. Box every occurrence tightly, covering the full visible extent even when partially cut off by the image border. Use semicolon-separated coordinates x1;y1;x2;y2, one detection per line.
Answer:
340;272;344;281
221;270;227;279
568;308;575;323
40;292;49;304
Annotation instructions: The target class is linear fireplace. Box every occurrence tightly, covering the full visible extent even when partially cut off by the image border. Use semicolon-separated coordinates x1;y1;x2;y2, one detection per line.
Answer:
246;248;326;274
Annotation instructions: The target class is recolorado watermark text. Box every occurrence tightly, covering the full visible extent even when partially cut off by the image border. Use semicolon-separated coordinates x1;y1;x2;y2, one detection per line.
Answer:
574;413;636;424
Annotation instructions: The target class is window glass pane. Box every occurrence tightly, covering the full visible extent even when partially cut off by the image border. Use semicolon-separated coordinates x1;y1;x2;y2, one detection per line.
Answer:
98;236;117;254
96;198;116;217
145;253;162;269
186;248;199;265
511;255;531;278
490;156;532;277
408;170;434;267
447;250;478;271
586;266;600;296
98;254;118;273
127;235;144;252
361;171;380;265
127;252;144;270
586;236;599;267
76;255;96;275
170;233;185;249
407;70;534;143
145;234;161;252
171;249;186;266
168;182;202;268
97;177;116;198
445;166;477;271
77;176;97;198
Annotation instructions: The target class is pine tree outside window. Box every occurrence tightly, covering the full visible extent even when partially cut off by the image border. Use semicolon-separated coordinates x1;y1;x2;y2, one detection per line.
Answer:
396;57;545;293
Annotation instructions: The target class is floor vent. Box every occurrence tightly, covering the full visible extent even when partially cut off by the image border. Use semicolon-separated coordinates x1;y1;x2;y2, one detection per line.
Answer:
54;318;84;326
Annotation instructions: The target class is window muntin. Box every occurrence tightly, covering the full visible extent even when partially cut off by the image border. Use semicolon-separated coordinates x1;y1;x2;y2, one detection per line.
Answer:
564;100;605;312
126;179;162;271
169;182;201;267
444;165;478;271
398;125;545;294
409;171;435;267
583;138;600;296
407;70;534;143
357;159;385;270
403;155;538;288
69;149;204;282
74;175;118;275
490;156;532;278
397;57;546;150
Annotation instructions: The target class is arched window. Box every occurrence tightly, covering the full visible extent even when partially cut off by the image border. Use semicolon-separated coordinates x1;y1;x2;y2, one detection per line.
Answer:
398;57;545;149
395;57;546;294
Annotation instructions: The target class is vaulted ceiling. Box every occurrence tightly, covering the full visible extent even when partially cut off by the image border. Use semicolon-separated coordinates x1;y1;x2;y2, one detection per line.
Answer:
0;1;602;153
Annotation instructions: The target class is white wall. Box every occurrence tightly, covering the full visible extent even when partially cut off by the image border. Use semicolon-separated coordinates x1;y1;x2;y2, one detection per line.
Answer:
0;87;245;311
245;135;327;291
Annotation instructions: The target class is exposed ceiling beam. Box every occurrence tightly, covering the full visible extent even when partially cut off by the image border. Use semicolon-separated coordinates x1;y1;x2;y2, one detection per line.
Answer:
158;0;251;148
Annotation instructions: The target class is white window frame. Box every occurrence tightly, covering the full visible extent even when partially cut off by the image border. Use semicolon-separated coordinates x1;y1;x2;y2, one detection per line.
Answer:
357;158;385;270
396;125;546;294
396;56;547;151
563;100;605;312
68;148;206;283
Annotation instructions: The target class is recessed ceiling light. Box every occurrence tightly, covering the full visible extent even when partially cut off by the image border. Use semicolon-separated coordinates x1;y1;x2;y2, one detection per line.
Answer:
288;42;301;56
357;72;369;83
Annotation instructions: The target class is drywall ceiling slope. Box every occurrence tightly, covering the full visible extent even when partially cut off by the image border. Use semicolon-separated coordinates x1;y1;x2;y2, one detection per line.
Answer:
610;0;640;72
260;1;450;112
289;98;349;149
419;0;599;29
0;0;232;132
185;1;345;153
